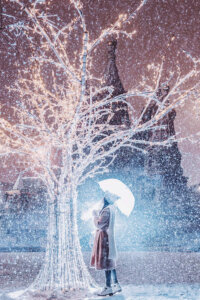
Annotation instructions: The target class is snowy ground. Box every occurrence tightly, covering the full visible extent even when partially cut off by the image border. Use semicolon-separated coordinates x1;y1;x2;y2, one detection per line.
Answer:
0;252;200;299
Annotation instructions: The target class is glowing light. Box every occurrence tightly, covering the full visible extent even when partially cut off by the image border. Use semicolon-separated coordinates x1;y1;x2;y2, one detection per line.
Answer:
81;200;102;221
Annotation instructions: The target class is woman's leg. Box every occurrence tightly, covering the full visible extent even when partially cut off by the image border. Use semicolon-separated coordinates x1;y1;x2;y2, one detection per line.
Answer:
98;271;113;296
105;270;111;287
111;269;118;284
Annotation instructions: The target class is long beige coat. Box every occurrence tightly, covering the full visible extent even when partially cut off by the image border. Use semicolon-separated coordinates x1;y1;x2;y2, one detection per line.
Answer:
90;205;116;270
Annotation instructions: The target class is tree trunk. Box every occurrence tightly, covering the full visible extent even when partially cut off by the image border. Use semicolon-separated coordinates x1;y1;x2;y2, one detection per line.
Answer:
31;185;95;291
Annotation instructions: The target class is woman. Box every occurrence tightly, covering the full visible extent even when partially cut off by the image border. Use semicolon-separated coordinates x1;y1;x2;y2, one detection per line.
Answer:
90;192;122;296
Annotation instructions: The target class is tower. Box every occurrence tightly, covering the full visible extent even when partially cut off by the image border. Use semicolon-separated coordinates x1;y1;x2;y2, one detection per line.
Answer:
103;39;130;126
94;39;130;127
141;85;188;193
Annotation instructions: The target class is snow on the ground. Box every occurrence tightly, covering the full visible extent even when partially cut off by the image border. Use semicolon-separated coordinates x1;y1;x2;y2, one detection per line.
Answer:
0;284;199;300
0;252;200;299
88;284;200;300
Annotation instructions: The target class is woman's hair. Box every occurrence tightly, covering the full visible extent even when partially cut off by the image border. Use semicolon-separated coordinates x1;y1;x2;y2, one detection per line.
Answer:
103;197;110;207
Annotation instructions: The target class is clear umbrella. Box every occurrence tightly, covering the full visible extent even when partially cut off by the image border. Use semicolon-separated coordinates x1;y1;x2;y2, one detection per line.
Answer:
98;178;135;217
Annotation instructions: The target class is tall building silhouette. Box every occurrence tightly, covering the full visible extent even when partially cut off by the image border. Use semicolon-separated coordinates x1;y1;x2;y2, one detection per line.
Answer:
140;85;188;194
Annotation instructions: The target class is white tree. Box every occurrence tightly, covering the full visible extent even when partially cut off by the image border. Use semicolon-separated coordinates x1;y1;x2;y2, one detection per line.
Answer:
1;0;200;294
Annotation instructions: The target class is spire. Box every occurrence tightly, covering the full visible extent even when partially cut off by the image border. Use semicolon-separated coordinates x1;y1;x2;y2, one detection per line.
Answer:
103;39;125;96
141;84;187;190
103;39;129;126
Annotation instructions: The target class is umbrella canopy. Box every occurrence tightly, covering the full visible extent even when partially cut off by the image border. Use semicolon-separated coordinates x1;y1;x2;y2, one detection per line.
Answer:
98;178;135;216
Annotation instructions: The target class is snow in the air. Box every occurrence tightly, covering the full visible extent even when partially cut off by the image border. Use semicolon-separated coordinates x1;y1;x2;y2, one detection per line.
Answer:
0;0;200;299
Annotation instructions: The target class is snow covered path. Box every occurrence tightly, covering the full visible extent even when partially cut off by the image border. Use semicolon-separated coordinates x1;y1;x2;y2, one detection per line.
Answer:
0;252;200;299
0;284;199;300
88;284;200;300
